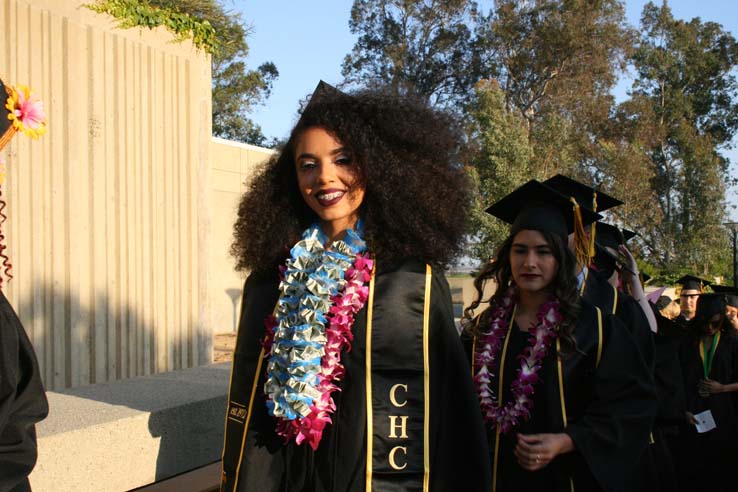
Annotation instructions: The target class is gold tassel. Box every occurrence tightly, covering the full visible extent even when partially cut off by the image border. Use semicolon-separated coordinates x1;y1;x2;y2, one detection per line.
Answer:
588;192;598;262
570;197;589;268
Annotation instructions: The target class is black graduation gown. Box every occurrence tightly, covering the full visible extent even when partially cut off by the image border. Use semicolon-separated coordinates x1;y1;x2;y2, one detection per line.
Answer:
221;259;492;492
582;270;654;368
649;310;687;491
581;270;658;490
471;301;657;492
676;331;738;492
0;292;49;492
652;311;687;425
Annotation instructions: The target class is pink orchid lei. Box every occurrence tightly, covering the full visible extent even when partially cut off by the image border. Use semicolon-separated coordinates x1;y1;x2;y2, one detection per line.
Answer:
262;223;373;450
474;286;563;434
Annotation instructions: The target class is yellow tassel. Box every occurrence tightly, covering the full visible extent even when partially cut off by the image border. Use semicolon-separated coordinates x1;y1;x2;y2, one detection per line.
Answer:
588;192;598;261
570;197;589;268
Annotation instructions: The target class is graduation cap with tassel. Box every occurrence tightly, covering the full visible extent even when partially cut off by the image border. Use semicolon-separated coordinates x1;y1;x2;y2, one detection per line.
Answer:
543;174;622;267
484;179;601;267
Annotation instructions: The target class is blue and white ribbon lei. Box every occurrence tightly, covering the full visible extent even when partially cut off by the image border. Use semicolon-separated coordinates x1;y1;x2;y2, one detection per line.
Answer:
264;222;367;420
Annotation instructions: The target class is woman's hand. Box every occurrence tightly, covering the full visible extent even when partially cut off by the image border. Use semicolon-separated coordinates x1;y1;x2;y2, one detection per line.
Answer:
686;412;698;426
699;378;724;396
514;433;575;471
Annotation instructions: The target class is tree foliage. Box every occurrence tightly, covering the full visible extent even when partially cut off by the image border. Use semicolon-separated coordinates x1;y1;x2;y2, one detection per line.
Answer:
466;80;533;260
88;0;278;146
342;0;480;108
85;0;218;52
617;1;738;277
343;0;738;280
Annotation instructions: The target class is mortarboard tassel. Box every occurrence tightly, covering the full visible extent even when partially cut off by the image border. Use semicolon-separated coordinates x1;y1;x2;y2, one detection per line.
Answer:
587;191;598;264
570;197;589;269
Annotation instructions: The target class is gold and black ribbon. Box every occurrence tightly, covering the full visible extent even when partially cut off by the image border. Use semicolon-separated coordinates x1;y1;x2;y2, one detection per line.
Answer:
366;263;431;491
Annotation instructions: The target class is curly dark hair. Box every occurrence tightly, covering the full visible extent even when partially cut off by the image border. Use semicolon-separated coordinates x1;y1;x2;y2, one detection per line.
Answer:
231;86;471;273
461;230;581;355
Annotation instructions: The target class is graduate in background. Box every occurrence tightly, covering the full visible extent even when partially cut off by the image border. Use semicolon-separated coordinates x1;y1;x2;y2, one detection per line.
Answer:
675;275;710;328
463;180;656;492
0;77;49;491
220;82;491;492
710;285;738;330
677;293;738;492
592;224;657;342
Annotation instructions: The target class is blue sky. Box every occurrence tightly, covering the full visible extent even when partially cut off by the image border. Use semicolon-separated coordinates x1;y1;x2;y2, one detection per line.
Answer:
233;0;738;218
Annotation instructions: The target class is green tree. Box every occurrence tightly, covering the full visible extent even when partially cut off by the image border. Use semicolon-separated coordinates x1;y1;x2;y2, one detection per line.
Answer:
88;0;278;146
341;0;479;108
478;0;633;177
466;80;533;260
622;1;738;277
150;0;278;146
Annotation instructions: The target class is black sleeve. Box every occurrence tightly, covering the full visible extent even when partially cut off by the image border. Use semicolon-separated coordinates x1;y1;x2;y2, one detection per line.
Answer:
651;309;687;423
0;293;48;492
617;294;655;370
566;313;658;492
227;273;286;492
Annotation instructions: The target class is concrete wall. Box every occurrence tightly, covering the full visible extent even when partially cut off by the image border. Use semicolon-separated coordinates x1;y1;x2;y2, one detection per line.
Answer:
208;137;274;334
0;0;212;390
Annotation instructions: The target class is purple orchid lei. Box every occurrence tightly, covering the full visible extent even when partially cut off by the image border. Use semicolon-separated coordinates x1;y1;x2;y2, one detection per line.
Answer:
262;224;373;450
474;286;563;434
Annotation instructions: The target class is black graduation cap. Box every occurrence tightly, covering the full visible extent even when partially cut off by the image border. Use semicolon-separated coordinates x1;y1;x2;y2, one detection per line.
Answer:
0;77;16;151
543;174;623;213
711;285;738;309
592;222;638;274
676;275;710;292
594;222;636;251
485;179;601;245
295;80;348;128
695;293;726;320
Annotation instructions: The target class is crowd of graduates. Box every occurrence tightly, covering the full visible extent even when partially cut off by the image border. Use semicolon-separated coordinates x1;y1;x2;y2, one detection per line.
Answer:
517;176;738;492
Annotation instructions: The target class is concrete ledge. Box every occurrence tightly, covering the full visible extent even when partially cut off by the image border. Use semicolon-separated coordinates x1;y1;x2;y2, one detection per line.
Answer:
31;363;232;492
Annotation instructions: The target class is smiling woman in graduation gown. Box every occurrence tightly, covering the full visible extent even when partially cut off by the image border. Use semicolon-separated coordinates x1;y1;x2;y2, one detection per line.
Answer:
226;260;488;491
220;83;491;492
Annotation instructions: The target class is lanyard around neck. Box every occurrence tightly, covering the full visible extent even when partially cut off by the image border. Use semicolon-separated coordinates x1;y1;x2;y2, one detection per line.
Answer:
699;331;722;379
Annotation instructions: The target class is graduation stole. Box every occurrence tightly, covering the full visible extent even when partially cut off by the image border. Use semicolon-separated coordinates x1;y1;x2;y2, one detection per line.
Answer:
220;263;432;492
699;331;722;378
365;263;432;491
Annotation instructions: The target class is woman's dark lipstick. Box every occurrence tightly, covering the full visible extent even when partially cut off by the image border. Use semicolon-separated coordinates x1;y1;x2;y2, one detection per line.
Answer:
315;189;346;207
